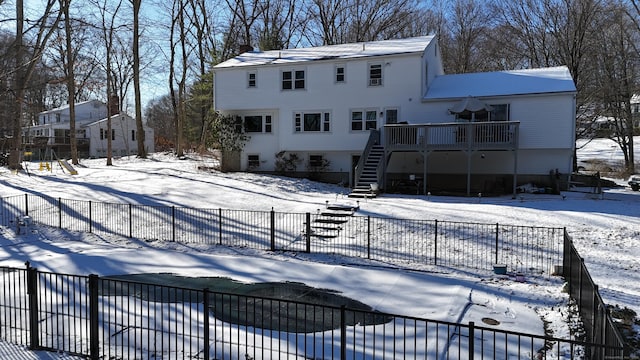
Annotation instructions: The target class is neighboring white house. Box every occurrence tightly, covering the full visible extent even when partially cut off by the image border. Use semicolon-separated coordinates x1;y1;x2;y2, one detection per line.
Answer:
24;100;155;159
213;36;577;195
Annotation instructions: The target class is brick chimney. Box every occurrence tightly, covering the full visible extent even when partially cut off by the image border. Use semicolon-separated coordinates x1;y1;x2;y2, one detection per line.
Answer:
109;94;120;115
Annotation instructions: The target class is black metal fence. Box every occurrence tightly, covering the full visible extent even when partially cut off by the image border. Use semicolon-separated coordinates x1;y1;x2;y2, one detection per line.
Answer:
0;193;628;358
0;194;564;276
0;264;625;359
563;230;627;359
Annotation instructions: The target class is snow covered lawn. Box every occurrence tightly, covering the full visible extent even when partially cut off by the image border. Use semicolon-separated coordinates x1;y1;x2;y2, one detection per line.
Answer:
0;137;638;358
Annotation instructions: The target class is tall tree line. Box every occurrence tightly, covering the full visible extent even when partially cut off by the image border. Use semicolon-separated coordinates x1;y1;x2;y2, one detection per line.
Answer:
0;0;638;173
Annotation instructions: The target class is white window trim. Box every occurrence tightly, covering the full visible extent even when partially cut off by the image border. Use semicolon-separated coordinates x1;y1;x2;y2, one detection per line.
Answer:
247;71;257;88
238;112;275;134
247;154;260;169
350;108;379;132
293;110;331;133
281;68;306;90
335;64;346;83
384;107;400;124
368;62;383;87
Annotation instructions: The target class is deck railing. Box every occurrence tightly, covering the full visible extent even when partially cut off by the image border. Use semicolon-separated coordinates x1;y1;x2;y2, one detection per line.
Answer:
384;121;519;152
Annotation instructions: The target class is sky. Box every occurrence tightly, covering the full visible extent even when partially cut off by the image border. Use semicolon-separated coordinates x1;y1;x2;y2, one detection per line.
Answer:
0;137;638;358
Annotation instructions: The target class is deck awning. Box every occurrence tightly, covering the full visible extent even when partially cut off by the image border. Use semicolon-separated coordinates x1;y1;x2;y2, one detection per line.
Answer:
448;96;493;117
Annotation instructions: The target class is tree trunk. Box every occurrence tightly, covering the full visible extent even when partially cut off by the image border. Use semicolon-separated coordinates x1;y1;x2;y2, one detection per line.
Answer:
11;0;25;170
64;0;78;164
132;0;146;158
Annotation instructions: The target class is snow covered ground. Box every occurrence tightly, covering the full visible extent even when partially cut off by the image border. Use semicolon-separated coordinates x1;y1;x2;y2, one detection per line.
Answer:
0;137;638;359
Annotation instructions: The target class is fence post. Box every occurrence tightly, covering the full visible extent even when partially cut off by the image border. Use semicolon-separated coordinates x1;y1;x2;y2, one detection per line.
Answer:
26;263;39;350
305;212;311;253
495;223;499;265
562;228;568;279
171;206;176;242
203;288;210;360
367;216;371;259
340;305;346;360
128;203;133;238
579;258;584;312
434;220;438;266
218;208;223;245
593;284;599;344
88;274;99;360
270;208;275;251
89;201;92;233
58;198;62;229
468;321;475;360
25;194;29;216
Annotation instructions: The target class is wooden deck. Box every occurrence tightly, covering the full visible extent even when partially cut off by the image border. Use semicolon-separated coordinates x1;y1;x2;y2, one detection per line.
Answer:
384;121;519;152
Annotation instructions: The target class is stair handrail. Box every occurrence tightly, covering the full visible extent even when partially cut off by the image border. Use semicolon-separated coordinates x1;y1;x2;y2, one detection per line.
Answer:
375;153;385;191
353;130;380;188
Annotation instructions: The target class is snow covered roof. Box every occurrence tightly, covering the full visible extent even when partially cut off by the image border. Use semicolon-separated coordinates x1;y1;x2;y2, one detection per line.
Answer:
82;113;132;127
38;100;104;115
424;66;576;100
214;36;435;69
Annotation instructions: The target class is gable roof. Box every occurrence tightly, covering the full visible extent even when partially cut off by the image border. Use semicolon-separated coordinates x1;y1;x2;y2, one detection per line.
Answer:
424;66;576;100
214;36;436;69
38;100;104;115
82;113;133;128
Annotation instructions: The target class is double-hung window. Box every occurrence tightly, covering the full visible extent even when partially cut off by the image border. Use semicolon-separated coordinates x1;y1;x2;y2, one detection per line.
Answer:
294;111;331;132
335;65;345;83
351;110;378;131
282;70;305;90
368;63;382;86
247;72;256;88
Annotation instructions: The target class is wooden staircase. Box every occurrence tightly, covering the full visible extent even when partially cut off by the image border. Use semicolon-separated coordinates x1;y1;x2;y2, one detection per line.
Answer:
349;144;384;198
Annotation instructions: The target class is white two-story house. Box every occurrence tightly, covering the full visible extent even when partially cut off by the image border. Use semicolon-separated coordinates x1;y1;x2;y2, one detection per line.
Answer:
213;36;576;196
24;99;155;159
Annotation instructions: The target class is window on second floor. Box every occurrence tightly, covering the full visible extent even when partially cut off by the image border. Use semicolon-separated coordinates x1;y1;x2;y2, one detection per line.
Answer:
294;111;330;132
282;70;305;90
247;72;256;88
351;110;378;131
368;63;382;86
335;65;345;83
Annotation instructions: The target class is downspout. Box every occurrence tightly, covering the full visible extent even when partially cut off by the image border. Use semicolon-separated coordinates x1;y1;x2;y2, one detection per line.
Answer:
512;123;519;198
466;122;472;196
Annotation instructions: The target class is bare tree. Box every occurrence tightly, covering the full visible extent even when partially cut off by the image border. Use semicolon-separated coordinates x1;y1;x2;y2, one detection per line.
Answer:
131;0;146;158
93;0;126;165
306;0;420;46
597;2;638;174
438;0;490;73
44;21;101;108
224;0;264;49
10;0;62;168
58;0;79;164
255;0;301;50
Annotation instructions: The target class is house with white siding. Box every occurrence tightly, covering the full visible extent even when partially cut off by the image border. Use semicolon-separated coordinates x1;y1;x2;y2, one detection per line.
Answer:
213;36;577;196
24;100;155;159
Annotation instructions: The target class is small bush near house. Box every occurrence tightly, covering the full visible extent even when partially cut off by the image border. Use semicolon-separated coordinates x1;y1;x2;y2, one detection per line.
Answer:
275;151;301;173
